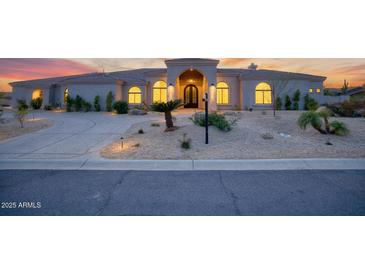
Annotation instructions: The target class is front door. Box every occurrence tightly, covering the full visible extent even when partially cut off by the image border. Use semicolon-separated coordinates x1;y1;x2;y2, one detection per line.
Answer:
184;84;199;108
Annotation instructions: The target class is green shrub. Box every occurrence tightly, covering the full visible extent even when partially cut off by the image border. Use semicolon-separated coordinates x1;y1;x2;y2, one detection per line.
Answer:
44;105;53;111
94;95;101;112
275;96;282;110
66;96;73;112
14;108;28;128
82;100;92;112
330;120;350;136
292;90;300;110
74;95;83;112
138;128;144;134
297;107;350;136
150;122;160;127
17;99;28;111
179;133;191;149
106;91;113;112
284;95;292;110
30;97;43;109
191;112;237;132
304;94;319;111
113;100;128;114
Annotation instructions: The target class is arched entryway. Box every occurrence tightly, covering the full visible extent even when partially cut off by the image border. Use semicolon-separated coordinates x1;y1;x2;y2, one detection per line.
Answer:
178;69;205;109
184;84;199;108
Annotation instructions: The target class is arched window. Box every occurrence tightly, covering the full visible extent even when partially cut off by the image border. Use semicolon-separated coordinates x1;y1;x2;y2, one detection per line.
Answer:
32;89;43;100
152;81;167;103
255;82;272;104
128;86;142;104
64;88;69;103
217;82;229;104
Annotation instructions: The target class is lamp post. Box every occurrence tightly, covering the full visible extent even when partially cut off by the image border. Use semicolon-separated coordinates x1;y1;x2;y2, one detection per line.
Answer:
204;92;209;144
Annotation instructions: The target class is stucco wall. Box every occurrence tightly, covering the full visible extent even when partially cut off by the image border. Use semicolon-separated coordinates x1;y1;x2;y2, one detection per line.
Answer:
242;79;325;110
60;84;117;110
216;75;240;110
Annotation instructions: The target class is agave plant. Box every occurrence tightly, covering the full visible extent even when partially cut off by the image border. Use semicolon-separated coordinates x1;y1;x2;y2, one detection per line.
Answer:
297;106;349;136
150;99;184;129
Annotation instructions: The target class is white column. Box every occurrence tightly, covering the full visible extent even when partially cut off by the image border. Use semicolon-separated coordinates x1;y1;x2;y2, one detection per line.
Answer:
167;84;175;101
208;84;217;112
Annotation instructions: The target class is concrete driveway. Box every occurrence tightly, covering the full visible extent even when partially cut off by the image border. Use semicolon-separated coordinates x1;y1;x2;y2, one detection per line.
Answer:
0;111;161;161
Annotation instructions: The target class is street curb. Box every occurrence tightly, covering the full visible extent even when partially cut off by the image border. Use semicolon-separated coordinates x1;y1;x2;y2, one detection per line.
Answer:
0;158;364;170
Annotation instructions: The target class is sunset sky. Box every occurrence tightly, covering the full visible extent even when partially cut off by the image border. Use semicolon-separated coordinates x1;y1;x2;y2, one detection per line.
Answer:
0;58;364;92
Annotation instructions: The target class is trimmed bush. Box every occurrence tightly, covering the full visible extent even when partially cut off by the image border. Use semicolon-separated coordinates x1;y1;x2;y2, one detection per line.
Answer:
74;95;83;112
284;95;292;110
304;94;319;111
292;90;300;110
113;100;128;114
17;99;28;111
106;91;113;112
44;105;53;111
66;96;73;112
31;97;43;109
275;96;282;110
94;95;101;112
82;100;92;112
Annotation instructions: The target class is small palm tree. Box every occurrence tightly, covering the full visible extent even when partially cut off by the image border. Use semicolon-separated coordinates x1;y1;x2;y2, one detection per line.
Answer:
298;106;349;136
150;100;184;129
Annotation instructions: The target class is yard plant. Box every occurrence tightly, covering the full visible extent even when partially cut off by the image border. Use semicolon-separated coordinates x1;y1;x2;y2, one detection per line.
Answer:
150;99;184;129
31;97;43;109
191;112;237;132
113;101;129;114
14;108;28;128
106;91;113;112
298;106;349;136
292;90;300;110
94;95;101;112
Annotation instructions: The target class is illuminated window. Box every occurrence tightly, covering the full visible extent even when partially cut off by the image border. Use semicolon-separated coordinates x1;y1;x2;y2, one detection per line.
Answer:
316;88;321;93
64;88;69;103
152;81;167;103
32;89;43;100
217;82;229;104
128;86;142;104
309;88;314;93
255;82;272;104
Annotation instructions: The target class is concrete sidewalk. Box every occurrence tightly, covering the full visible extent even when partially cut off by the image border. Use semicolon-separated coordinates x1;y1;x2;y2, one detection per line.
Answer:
0;158;364;170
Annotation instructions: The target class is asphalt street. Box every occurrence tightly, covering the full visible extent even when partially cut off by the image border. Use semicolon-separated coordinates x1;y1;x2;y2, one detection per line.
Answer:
0;169;364;216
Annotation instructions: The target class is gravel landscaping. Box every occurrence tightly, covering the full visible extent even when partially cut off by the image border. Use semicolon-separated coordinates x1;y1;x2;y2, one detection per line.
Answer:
0;117;53;141
100;111;365;159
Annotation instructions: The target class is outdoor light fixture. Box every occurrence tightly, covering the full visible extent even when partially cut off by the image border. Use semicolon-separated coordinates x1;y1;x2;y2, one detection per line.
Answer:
120;137;124;151
167;83;174;101
203;92;209;144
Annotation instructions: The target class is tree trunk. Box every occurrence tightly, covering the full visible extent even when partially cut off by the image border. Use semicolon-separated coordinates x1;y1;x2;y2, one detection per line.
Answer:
165;111;173;128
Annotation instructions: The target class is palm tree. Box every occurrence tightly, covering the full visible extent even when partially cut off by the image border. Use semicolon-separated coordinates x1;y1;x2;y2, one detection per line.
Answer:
297;106;349;136
150;100;184;129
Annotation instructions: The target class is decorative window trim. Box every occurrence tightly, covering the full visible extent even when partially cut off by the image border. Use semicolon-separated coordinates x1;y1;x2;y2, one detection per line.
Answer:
128;86;142;104
217;81;229;105
255;82;272;105
152;81;167;103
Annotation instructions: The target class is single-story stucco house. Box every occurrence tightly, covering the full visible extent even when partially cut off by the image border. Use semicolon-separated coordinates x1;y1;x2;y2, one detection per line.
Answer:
9;58;328;111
